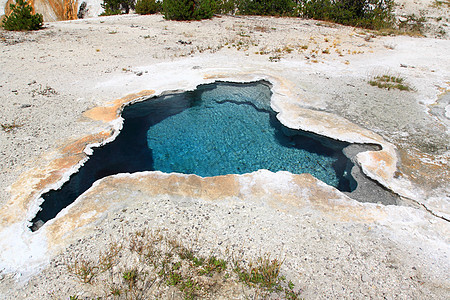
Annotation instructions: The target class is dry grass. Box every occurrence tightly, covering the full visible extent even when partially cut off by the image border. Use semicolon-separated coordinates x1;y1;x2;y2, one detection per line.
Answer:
368;74;413;91
66;228;301;299
1;121;23;132
377;14;427;37
431;0;450;8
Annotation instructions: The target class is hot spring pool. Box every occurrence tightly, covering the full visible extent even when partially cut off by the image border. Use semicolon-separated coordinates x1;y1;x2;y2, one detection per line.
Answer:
30;81;356;230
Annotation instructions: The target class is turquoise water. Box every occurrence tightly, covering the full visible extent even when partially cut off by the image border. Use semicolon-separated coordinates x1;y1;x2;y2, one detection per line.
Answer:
30;81;355;230
145;83;351;184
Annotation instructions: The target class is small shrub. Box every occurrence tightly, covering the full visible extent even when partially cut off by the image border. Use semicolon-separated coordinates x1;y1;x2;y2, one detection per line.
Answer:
123;269;138;287
100;0;135;15
198;256;227;276
397;13;427;35
215;0;395;30
233;254;301;298
162;0;216;21
98;241;122;271
31;85;58;97
162;0;195;20
100;8;122;16
215;0;236;14
238;0;296;16
67;259;100;284
234;255;283;290
195;0;217;19
2;0;43;31
298;0;395;30
135;0;160;14
109;286;122;296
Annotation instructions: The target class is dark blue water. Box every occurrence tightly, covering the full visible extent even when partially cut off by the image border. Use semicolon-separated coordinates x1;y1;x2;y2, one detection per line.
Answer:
30;81;355;230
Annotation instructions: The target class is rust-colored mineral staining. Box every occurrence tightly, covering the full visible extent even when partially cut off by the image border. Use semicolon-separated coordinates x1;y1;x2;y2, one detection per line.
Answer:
83;90;155;122
0;154;84;225
61;131;112;155
397;148;449;190
1;91;155;228
45;171;388;249
366;150;396;178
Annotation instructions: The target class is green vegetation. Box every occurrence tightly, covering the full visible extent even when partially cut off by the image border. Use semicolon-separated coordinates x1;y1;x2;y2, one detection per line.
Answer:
162;0;216;20
162;0;194;20
237;0;296;16
100;0;135;15
397;13;427;36
66;241;121;284
99;0;397;30
209;0;396;29
297;0;395;30
99;0;394;29
369;74;413;91
218;0;395;30
234;254;300;298
1;0;43;31
215;0;236;14
135;0;161;14
66;228;301;299
31;85;58;97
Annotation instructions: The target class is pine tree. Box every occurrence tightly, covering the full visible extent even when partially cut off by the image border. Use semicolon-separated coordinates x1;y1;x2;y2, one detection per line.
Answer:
2;0;43;31
163;0;216;21
163;0;195;20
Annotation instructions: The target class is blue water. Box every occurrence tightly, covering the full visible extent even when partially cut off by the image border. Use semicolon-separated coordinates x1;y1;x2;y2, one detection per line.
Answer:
30;81;355;230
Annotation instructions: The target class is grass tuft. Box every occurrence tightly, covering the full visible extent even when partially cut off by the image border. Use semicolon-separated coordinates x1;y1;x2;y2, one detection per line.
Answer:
232;253;301;298
67;259;100;284
64;227;301;299
368;74;413;91
1;122;23;132
234;254;282;290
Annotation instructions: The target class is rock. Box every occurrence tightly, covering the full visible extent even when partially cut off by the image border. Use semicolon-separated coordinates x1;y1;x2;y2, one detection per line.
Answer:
178;40;192;45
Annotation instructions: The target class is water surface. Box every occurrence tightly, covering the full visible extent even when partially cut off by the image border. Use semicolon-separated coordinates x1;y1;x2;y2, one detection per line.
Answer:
31;81;355;230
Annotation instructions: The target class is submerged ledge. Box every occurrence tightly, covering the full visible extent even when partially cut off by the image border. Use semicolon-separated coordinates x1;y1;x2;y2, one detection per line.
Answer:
0;74;421;275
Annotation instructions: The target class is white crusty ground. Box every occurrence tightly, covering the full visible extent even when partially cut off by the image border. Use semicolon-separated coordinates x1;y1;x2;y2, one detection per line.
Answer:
0;6;449;300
